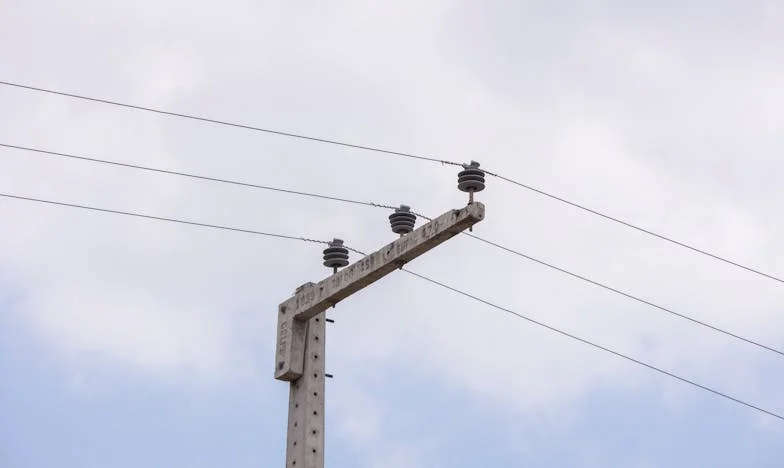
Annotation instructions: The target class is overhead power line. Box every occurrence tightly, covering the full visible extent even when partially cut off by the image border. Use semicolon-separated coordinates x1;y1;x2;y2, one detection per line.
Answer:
464;232;784;358
482;171;784;286
1;80;780;286
403;269;784;423
0;192;364;255
1;190;779;422
0;81;459;167
0;143;402;212
3;142;782;359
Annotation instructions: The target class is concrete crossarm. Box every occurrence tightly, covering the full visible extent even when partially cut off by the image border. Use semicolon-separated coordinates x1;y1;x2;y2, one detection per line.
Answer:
285;202;484;321
274;202;485;381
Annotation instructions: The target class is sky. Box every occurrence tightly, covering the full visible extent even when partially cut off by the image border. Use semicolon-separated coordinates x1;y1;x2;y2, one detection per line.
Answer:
1;1;784;467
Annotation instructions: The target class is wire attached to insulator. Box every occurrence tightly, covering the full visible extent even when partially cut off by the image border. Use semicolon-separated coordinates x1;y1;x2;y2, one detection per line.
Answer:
458;161;486;230
389;205;417;236
323;238;349;274
458;160;486;204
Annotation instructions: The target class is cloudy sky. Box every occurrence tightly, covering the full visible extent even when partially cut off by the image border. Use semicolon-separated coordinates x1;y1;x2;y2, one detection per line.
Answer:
2;1;784;466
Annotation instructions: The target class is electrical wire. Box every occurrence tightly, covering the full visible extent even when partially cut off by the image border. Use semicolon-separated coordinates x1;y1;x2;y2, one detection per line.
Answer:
463;232;784;357
402;268;784;422
2;79;779;285
3;142;782;358
1;189;781;421
0;143;401;212
0;192;365;255
481;169;784;286
0;81;460;167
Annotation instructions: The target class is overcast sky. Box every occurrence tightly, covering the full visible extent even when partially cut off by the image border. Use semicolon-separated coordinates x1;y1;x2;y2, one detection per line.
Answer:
2;1;784;467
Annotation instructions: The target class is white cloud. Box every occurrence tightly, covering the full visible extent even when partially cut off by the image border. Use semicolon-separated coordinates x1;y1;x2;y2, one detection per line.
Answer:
2;0;784;463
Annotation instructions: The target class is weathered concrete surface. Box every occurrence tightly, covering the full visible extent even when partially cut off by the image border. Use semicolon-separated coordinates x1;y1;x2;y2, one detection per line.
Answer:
275;202;485;381
285;311;325;468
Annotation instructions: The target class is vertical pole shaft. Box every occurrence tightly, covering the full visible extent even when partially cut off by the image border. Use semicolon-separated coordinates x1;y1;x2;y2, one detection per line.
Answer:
285;312;326;468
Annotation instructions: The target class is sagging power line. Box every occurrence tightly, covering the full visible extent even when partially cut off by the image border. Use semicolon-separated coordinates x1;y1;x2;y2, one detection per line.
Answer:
0;190;781;423
3;142;783;359
1;79;782;285
0;192;365;255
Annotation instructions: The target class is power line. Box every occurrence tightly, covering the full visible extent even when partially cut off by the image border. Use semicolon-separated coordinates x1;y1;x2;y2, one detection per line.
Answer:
0;80;460;167
403;268;784;422
3;80;779;286
0;143;401;212
482;170;784;286
0;192;365;255
464;232;784;358
1;189;781;422
3;142;782;359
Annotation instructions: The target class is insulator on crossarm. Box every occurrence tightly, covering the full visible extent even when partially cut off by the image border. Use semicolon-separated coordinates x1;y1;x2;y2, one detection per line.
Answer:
458;160;485;204
389;205;417;236
323;239;349;271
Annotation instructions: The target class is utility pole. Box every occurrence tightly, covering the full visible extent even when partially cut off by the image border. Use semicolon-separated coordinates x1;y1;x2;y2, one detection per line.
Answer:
274;162;487;468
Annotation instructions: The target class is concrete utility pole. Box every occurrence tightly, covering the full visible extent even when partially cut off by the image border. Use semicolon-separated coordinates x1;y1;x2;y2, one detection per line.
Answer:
274;201;485;468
